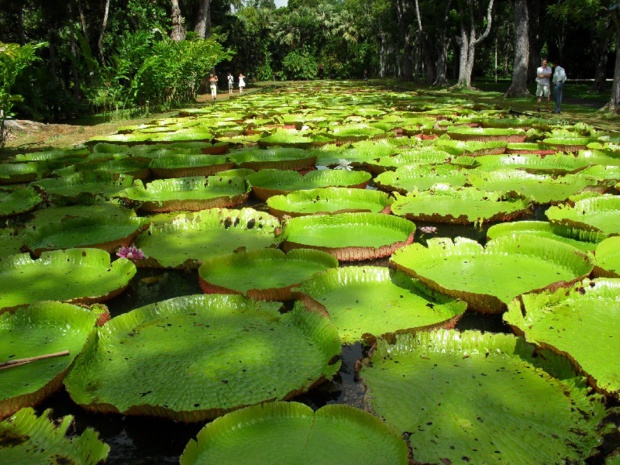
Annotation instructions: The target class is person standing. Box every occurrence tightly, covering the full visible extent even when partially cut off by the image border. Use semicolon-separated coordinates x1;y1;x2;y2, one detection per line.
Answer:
552;62;567;113
209;73;218;100
227;72;234;94
238;73;246;93
535;58;552;112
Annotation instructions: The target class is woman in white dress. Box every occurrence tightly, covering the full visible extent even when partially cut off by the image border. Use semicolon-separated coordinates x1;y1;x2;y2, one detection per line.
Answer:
238;73;246;93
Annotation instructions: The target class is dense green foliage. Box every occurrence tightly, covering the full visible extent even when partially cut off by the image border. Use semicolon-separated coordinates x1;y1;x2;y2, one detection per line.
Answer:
0;0;618;123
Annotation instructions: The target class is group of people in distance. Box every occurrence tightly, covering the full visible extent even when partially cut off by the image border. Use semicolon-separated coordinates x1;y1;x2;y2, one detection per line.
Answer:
208;72;246;100
536;57;567;114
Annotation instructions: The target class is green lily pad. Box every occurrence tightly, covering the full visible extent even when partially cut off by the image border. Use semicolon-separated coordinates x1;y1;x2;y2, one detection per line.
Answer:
593;236;620;278
486;221;599;253
0;186;43;217
359;330;607;464
117;176;249;213
0;408;109;464
247;169;371;201
0;301;100;419
179;402;409;465
0;248;136;312
474;153;591;175
293;266;466;344
446;126;526;142
363;147;462;175
374;164;469;194
64;294;341;421
0;230;23;259
316;139;396;167
390;186;530;225
228;147;318;171
390;236;594;313
281;212;416;261
57;156;151;179
467;169;589;204
542;137;593;152
435;139;507;156
149;154;234;178
266;187;391;218
6;147;90;163
0;162;49;184
32;172;134;205
505;142;556;155
21;207;148;257
546;193;620;241
505;278;620;395
257;129;314;148
198;248;338;300
134;208;282;268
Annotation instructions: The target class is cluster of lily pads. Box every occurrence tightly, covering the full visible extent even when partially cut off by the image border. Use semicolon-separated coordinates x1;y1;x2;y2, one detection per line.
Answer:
1;81;619;464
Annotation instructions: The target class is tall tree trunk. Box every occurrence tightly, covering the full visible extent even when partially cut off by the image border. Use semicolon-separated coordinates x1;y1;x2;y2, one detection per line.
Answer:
527;0;541;85
505;0;530;97
170;0;186;41
17;0;26;45
592;19;612;93
67;3;81;101
454;0;495;88
395;0;413;79
98;0;110;62
607;27;620;114
194;0;211;38
432;0;453;87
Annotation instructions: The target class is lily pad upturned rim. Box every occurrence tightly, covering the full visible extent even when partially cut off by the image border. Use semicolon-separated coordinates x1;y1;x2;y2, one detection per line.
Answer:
390;235;594;314
281;212;416;261
505;278;620;396
179;401;409;465
63;294;341;422
593;236;620;278
0;186;43;218
198;248;339;300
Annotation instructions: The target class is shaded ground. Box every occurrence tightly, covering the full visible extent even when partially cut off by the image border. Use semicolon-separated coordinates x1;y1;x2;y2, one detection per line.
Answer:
1;80;618;156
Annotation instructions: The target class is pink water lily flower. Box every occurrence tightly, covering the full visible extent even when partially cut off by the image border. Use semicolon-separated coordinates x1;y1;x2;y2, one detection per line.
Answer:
116;246;145;260
419;226;438;234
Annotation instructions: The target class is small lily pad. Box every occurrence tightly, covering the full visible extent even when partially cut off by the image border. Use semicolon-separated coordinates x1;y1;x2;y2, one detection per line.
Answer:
293;266;466;344
179;402;409;465
281;212;416;261
0;248;136;312
198;248;338;300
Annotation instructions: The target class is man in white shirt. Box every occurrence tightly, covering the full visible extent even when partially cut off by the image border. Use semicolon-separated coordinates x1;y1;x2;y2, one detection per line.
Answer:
535;58;552;112
552;62;567;113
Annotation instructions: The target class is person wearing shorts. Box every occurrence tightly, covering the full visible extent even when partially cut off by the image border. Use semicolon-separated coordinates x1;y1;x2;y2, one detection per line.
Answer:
209;74;218;100
227;72;234;94
535;58;552;112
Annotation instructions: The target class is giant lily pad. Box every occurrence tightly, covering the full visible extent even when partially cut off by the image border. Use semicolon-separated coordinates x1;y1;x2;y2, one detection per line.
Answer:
542;137;593;152
228;147;318;171
134;208;281;268
446;126;526;142
486;221;599;253
63;294;341;421
117;176;249;212
179;402;409;465
247;169;371;201
149;154;234;178
359;330;607;464
374;164;469;194
435;139;507;156
0;301;100;418
390;236;594;313
0;162;49;185
0;186;42;217
281;212;416;261
0;248;136;312
256;129;315;148
266;187;391;218
474;153;590;175
293;266;466;344
390;186;529;225
546;193;620;241
198;248;338;300
505;278;620;395
21;206;148;257
0;408;109;464
467;169;589;204
316;139;396;167
593;236;620;277
32;172;134;204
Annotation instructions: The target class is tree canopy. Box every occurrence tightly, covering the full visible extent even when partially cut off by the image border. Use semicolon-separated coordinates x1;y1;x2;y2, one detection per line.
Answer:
0;0;618;125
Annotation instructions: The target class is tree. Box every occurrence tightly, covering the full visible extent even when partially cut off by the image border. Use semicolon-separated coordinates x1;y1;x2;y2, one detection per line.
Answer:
194;0;211;38
454;0;495;88
170;0;187;41
504;0;530;97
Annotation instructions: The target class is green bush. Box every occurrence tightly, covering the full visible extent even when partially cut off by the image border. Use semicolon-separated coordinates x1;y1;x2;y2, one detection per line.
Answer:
279;48;318;80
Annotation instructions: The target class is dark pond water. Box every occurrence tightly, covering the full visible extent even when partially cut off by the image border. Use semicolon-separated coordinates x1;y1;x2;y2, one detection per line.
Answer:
32;200;620;464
